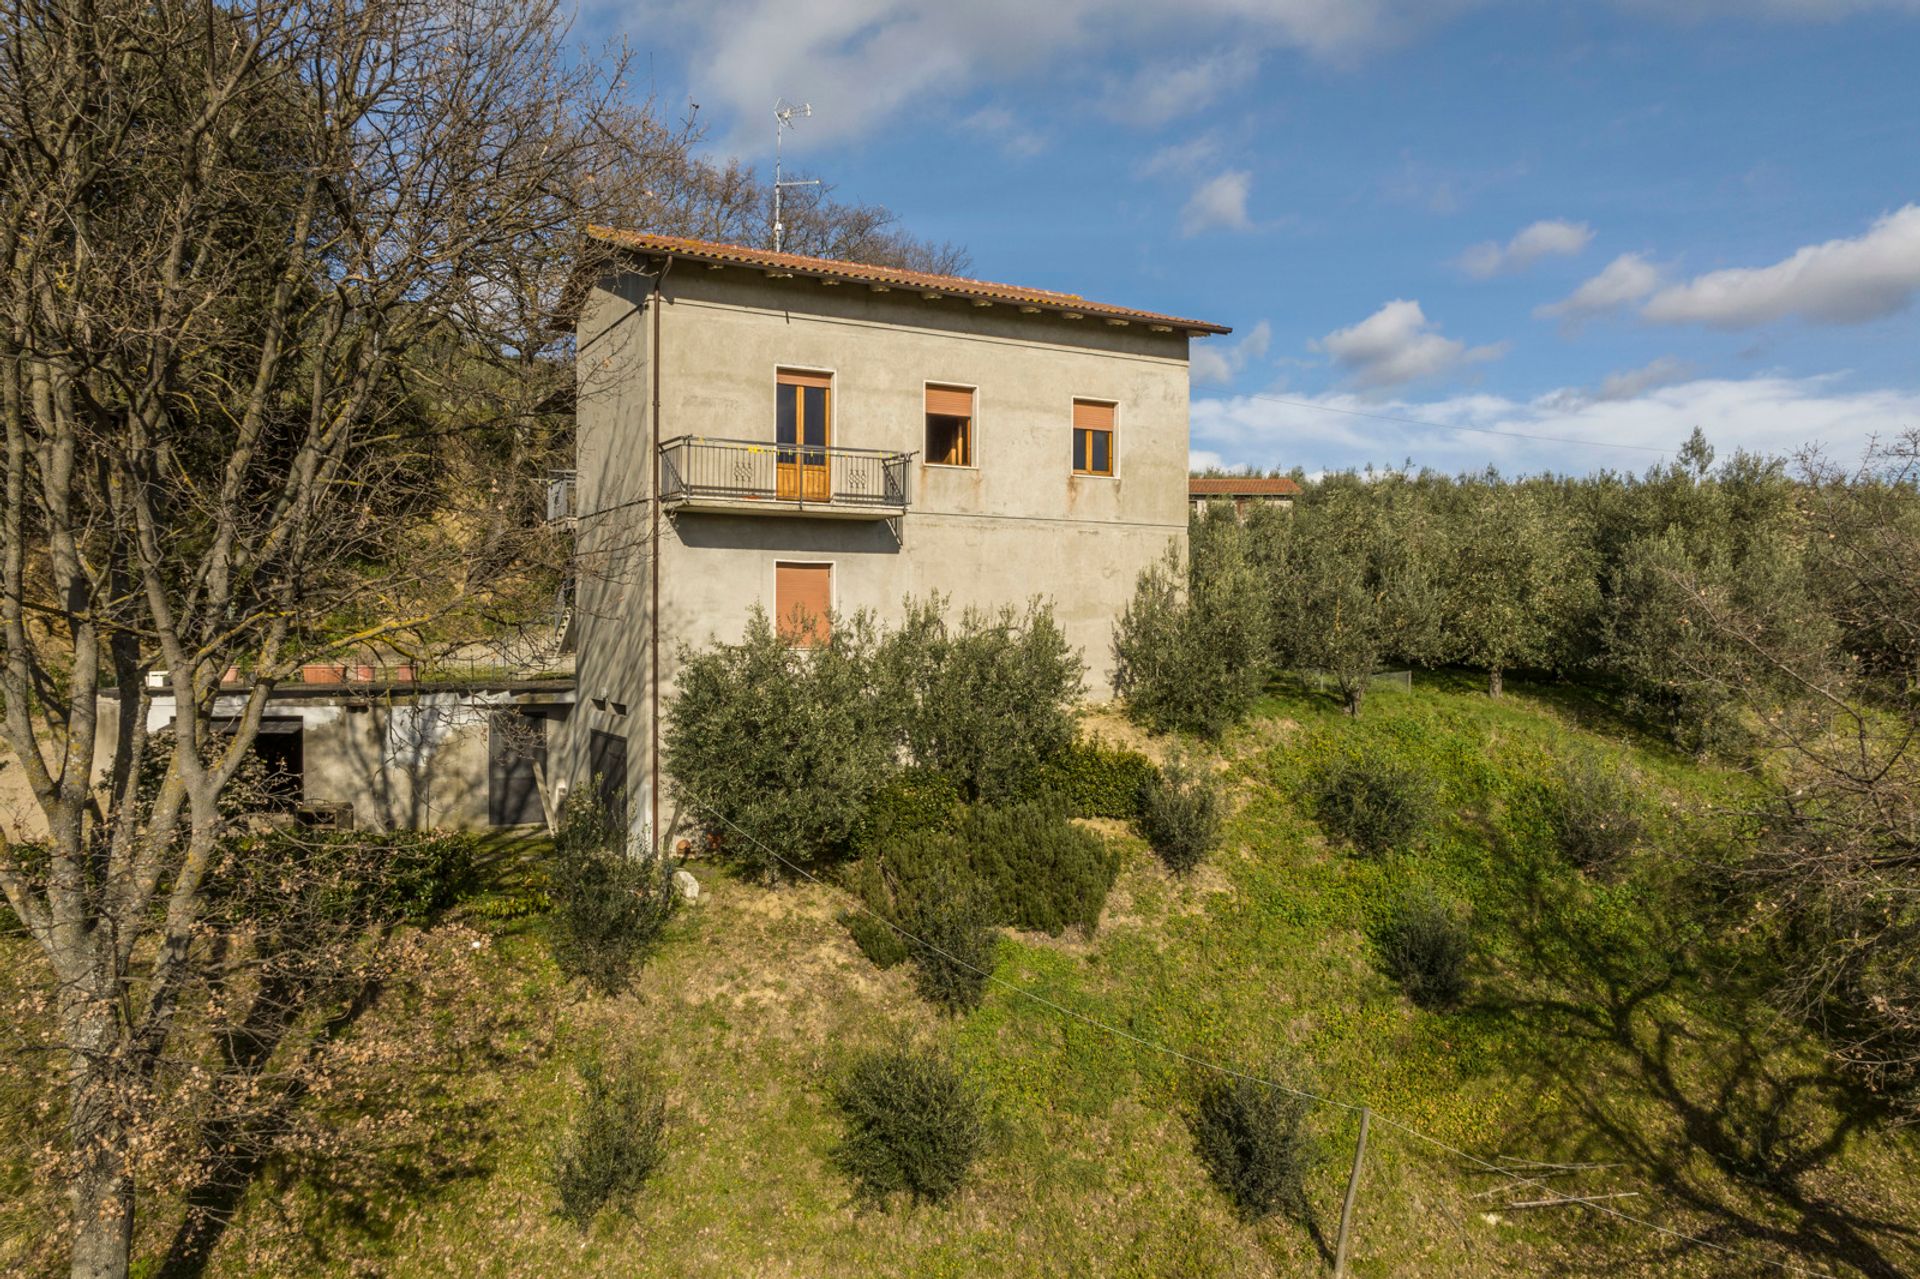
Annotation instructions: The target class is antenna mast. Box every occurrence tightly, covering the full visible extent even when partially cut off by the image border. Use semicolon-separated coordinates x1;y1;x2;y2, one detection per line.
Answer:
772;99;819;253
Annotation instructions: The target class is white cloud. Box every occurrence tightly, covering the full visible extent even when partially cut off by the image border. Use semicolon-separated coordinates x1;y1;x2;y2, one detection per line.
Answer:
1190;319;1273;385
1594;355;1696;401
640;0;1457;149
1189;374;1920;477
1458;219;1594;278
1315;299;1506;389
1642;204;1920;329
1136;133;1224;180
1537;252;1665;323
1180;170;1254;236
960;105;1046;158
1101;47;1260;125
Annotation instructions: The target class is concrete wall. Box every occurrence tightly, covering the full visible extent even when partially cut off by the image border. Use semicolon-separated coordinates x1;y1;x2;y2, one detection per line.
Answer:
568;258;1202;845
0;690;569;836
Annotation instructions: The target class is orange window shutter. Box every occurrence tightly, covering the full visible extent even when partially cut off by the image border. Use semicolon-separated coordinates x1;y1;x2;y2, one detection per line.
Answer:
1072;399;1115;431
777;369;833;389
925;384;974;417
775;563;833;646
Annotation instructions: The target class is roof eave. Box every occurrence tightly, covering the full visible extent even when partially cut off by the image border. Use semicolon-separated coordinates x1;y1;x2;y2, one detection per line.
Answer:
593;232;1232;336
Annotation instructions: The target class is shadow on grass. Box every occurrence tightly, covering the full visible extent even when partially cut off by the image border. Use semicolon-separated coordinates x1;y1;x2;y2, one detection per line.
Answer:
1490;861;1919;1278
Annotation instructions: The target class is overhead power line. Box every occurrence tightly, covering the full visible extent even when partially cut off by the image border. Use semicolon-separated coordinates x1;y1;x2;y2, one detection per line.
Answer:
677;794;1827;1277
1239;392;1673;455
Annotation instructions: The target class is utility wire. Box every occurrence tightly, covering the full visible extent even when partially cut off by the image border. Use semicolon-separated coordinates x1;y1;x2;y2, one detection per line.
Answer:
678;793;1832;1278
1238;392;1673;455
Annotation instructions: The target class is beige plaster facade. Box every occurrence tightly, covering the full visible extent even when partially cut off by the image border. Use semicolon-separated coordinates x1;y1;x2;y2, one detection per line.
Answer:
564;242;1220;846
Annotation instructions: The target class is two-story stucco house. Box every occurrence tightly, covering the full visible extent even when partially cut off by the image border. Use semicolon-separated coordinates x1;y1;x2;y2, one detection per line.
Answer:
561;228;1229;846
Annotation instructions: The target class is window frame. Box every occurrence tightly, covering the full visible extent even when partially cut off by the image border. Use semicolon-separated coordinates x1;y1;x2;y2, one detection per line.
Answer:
1070;396;1119;478
772;558;836;649
922;380;978;470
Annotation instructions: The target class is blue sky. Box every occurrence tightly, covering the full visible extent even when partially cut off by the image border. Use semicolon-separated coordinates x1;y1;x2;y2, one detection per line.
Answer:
596;1;1920;476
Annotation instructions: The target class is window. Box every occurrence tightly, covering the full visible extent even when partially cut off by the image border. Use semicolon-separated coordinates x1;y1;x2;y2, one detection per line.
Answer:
924;384;974;466
1072;399;1115;476
776;369;832;501
775;561;833;647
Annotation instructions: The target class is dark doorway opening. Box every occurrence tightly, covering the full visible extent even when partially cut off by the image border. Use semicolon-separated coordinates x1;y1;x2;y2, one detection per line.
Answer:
488;710;547;827
587;729;627;831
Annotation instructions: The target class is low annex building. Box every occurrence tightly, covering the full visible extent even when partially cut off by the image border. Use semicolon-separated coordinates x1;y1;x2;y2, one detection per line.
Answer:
561;230;1229;845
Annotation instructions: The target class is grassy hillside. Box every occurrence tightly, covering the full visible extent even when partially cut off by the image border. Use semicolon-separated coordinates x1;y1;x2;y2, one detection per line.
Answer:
7;676;1918;1276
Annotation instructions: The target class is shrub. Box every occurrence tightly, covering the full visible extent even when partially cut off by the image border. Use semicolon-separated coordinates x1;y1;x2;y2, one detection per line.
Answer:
879;597;1085;803
1190;1073;1319;1222
224;828;476;928
665;608;894;878
1545;751;1646;873
1138;752;1224;874
551;1055;667;1227
1379;892;1471;1009
1112;530;1273;739
547;797;678;997
1309;751;1434;856
905;884;997;1014
833;1046;984;1205
849;766;964;857
1032;737;1155;820
962;800;1118;936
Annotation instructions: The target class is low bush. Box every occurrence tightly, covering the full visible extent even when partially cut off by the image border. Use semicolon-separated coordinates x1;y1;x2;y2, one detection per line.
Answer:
1379;892;1471;1009
551;1054;667;1228
904;869;998;1014
547;797;678;997
840;831;996;1009
963;801;1118;936
1190;1073;1319;1222
1138;751;1224;874
1309;751;1434;856
225;827;477;928
849;767;963;857
1544;751;1646;873
833;1046;984;1205
1033;737;1156;820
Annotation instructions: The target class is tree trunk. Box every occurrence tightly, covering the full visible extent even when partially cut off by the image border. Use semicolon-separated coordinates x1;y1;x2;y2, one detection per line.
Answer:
65;998;133;1279
1488;667;1504;698
1343;683;1365;717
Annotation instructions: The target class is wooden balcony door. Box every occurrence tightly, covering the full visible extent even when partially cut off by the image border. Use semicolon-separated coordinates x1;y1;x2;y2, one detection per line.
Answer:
776;369;831;501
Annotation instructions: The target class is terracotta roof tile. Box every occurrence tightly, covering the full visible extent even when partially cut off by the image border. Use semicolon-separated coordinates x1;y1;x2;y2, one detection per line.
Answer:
1189;476;1302;497
586;226;1232;336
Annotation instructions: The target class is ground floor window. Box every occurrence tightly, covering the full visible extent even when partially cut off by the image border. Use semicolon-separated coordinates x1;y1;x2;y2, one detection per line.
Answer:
775;561;833;647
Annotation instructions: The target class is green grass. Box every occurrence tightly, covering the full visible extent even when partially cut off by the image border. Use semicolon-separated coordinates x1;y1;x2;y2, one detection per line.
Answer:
7;676;1919;1276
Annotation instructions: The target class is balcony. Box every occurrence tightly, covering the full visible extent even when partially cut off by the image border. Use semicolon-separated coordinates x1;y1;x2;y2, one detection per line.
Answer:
657;435;912;519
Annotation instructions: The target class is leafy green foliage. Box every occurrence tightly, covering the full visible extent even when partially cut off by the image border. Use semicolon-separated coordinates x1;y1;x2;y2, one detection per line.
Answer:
1544;751;1646;873
1309;750;1435;856
1112;517;1274;737
547;797;677;996
551;1054;667;1228
666;608;895;877
1190;1073;1320;1222
848;767;964;858
1032;736;1157;820
879;597;1084;803
961;800;1119;936
832;1046;985;1205
1272;476;1443;717
1379;892;1471;1009
223;828;478;928
1138;751;1224;874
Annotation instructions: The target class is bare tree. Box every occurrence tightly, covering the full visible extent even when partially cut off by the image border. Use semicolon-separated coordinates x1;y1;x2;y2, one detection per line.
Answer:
1660;433;1920;1123
0;1;652;1272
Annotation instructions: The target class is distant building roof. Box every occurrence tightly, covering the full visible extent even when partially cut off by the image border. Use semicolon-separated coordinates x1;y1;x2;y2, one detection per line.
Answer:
1189;476;1302;497
585;227;1233;336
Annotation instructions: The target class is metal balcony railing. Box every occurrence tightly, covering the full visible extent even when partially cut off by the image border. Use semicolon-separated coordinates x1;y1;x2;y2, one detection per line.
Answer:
657;435;912;514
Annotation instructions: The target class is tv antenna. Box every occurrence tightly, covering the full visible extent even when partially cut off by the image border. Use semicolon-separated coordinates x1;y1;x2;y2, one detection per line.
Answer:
772;99;818;253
